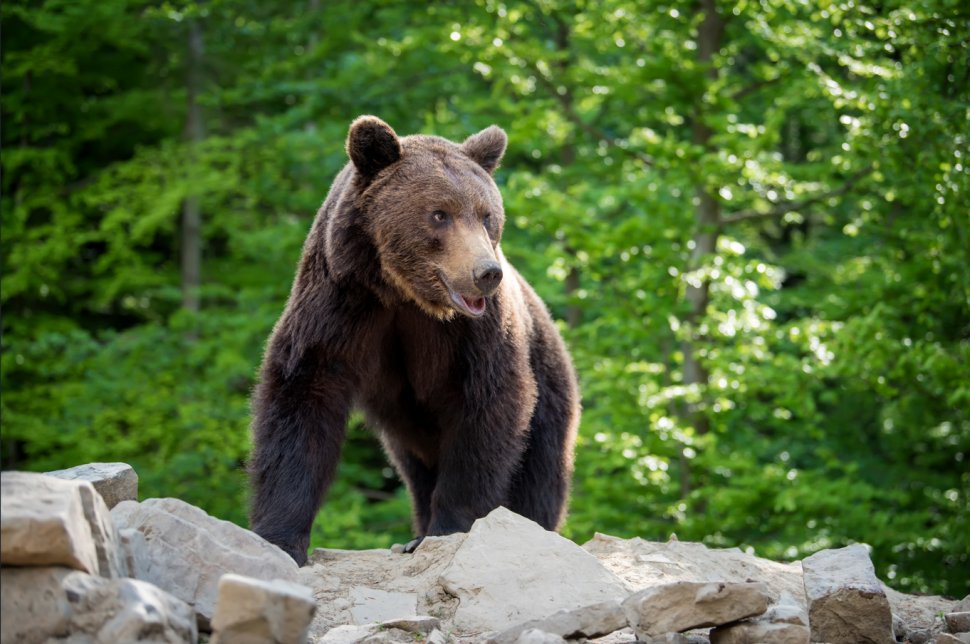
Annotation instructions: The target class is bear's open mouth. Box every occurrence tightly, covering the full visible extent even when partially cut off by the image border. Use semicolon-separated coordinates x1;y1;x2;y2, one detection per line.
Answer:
438;272;487;318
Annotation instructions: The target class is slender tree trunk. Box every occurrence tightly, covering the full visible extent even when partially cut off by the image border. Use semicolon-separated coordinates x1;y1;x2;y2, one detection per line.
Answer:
676;0;725;496
552;16;583;329
181;19;205;313
681;0;725;438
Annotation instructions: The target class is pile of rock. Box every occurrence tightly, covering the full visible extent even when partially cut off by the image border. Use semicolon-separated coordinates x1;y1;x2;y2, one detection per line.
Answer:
1;465;316;643
2;463;967;644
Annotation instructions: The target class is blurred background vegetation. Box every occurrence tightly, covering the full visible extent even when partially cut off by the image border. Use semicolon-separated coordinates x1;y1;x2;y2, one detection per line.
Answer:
2;0;968;596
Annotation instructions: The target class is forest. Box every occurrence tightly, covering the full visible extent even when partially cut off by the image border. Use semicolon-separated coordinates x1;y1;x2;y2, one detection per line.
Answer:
2;0;967;597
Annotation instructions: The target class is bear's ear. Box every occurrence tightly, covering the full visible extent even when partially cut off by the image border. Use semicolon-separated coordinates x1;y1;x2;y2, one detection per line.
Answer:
346;116;402;177
461;125;507;174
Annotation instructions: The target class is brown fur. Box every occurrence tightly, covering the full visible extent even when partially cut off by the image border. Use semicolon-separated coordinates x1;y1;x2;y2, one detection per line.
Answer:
249;116;580;565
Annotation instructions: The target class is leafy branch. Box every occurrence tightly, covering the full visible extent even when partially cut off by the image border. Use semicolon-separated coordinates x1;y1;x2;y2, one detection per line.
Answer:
720;165;874;226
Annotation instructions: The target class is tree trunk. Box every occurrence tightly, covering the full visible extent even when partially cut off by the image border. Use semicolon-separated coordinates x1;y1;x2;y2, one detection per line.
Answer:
681;0;725;438
181;19;205;313
675;0;725;496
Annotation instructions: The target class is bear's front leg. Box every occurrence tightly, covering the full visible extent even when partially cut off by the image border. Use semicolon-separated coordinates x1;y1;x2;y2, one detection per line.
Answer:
249;346;353;566
426;355;536;537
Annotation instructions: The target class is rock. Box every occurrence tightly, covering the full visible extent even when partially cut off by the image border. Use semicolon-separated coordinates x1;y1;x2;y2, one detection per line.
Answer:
319;624;380;643
210;573;316;644
119;527;149;579
935;634;970;644
709;595;810;644
46;462;138;509
583;533;806;605
709;621;810;643
513;629;567;644
956;595;970;612
801;544;894;644
622;581;771;639
886;585;962;642
1;471;122;577
349;586;418;624
893;611;932;644
111;497;299;627
77;477;127;578
438;507;629;633
0;565;197;644
426;629;450;644
379;616;441;634
639;634;699;644
319;620;444;644
946;612;970;633
763;597;809;626
489;600;627;643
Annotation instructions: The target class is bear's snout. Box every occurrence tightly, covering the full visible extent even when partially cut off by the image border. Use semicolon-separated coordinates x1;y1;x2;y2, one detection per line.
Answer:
473;260;503;296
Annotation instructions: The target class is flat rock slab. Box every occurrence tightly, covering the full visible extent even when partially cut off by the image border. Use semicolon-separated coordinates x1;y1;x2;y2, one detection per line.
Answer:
1;565;197;644
489;600;627;643
802;544;894;644
319;619;445;644
1;471;123;577
622;581;771;639
349;586;418;624
438;507;630;634
710;621;810;643
112;497;299;626
211;573;316;644
46;462;138;509
584;533;805;604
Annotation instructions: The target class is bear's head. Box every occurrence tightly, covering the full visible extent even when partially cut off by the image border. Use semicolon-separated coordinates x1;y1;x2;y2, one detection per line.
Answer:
344;116;509;320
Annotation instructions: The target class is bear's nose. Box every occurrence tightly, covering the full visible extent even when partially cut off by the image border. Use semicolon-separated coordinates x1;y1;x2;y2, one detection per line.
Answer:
473;261;503;295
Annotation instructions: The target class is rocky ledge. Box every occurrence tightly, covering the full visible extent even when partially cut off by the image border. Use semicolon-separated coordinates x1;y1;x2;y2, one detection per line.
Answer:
1;464;966;644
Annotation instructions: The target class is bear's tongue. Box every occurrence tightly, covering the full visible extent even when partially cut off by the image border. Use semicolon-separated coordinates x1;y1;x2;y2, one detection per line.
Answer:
462;294;486;315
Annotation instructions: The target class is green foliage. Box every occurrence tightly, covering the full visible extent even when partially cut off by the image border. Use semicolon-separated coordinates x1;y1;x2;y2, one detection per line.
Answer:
3;0;967;597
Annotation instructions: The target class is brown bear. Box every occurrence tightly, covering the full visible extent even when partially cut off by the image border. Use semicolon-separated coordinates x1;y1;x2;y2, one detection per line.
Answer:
248;116;580;565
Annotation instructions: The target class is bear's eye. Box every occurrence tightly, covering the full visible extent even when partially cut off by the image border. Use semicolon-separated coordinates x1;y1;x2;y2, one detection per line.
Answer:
431;210;449;225
483;213;492;227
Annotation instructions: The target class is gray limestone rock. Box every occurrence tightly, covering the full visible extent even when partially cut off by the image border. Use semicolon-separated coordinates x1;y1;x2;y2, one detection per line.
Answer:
709;595;810;644
512;629;567;644
210;573;316;644
438;507;629;633
1;471;121;577
319;620;446;644
801;544;894;644
488;600;627;643
622;580;771;639
111;497;299;627
348;586;419;624
46;462;138;509
0;565;197;644
709;621;810;644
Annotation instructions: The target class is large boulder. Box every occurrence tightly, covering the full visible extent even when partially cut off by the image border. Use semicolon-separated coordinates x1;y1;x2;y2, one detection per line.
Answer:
1;471;124;578
0;565;197;644
112;497;299;628
438;507;630;634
